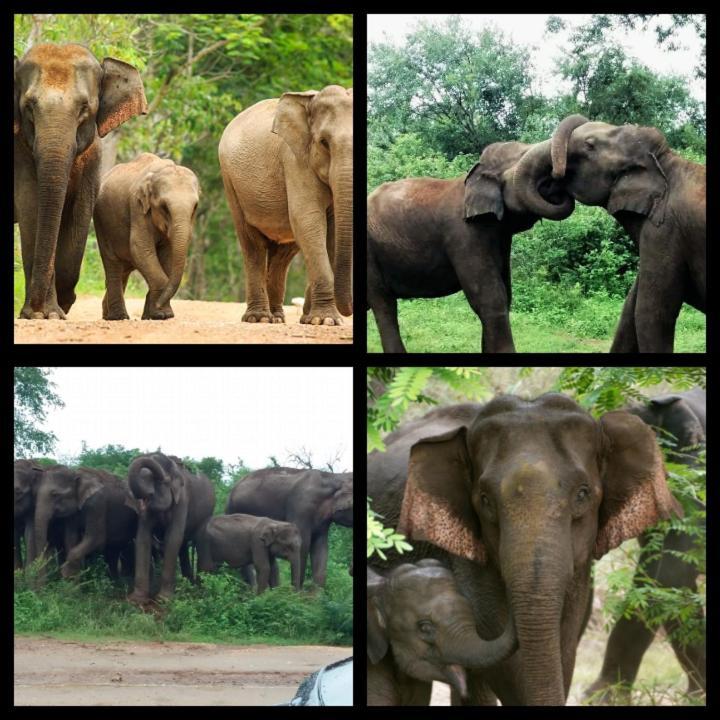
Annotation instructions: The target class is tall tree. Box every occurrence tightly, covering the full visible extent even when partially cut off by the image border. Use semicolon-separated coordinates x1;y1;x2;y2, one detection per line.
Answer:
14;367;64;456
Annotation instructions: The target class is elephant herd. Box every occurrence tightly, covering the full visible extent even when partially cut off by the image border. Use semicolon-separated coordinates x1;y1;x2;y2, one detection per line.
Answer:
14;43;353;325
367;117;706;353
14;452;354;601
367;389;706;706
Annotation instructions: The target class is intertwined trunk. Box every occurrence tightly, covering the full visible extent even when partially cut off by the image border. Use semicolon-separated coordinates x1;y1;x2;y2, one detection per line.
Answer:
329;153;353;316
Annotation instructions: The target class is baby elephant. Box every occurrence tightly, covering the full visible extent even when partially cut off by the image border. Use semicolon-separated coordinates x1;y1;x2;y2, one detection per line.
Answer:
367;560;517;706
197;514;302;594
94;152;200;320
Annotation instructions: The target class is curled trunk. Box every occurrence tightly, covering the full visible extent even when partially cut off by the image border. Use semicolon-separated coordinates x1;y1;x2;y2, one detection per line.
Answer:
551;115;590;179
156;218;191;308
512;140;575;220
330;160;353;316
440;611;518;670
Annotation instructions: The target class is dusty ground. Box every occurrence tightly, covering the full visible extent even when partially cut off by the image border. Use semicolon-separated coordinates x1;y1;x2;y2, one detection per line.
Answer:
14;636;351;706
14;296;353;344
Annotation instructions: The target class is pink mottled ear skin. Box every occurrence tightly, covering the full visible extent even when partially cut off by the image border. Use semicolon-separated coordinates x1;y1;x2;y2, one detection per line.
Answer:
594;411;683;559
399;428;487;564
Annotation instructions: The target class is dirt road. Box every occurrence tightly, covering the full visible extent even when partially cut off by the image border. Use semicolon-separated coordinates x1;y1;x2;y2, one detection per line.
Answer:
14;296;353;344
14;636;351;706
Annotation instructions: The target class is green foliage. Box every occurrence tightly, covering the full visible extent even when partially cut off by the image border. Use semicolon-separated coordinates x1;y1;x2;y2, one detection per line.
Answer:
14;367;64;457
367;499;412;560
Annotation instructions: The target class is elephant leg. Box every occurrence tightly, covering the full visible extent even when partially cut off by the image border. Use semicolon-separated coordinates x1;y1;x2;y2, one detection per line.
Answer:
129;517;153;603
158;509;187;600
609;277;639;352
178;542;193;583
24;516;37;565
309;532;329;586
368;249;405;352
97;224;131;319
665;613;706;697
266;242;300;323
156;240;176;318
240;565;256;587
14;525;23;570
268;558;280;588
54;200;92;315
104;546;121;580
131;245;171;321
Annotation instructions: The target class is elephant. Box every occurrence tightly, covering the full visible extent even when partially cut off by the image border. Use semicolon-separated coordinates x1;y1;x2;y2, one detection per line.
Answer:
218;85;353;325
14;43;147;319
367;560;517;706
225;467;353;588
126;453;215;602
367;394;682;705
94;153;200;320
550;115;706;353
585;387;706;704
32;465;138;582
196;514;302;594
367;140;575;353
14;459;45;568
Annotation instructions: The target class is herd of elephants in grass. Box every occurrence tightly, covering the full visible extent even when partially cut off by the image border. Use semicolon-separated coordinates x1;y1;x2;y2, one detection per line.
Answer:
14;43;353;326
367;388;705;705
14;454;353;600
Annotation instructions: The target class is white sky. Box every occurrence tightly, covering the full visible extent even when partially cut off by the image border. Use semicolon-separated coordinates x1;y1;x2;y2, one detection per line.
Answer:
367;14;705;101
36;367;353;472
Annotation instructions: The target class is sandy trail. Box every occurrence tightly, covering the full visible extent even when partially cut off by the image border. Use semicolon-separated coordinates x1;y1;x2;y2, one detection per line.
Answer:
14;296;353;344
14;636;352;706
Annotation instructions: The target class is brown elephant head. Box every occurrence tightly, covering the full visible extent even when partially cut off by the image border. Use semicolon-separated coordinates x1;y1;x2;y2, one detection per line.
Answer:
14;459;44;519
272;85;353;316
550;115;670;226
398;394;681;705
14;44;147;316
463;140;575;222
261;521;303;589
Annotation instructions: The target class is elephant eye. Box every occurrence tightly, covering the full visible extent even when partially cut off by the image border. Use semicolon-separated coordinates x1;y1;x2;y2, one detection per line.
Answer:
480;493;491;507
584;138;595;150
418;620;434;636
576;486;590;502
320;138;330;150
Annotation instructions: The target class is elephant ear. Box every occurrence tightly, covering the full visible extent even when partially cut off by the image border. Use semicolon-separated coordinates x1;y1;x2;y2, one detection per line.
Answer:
271;90;318;161
13;56;20;135
399;427;486;564
260;524;276;546
367;572;389;664
135;174;154;214
169;467;184;505
97;57;148;138
595;411;683;559
464;162;504;221
76;471;104;509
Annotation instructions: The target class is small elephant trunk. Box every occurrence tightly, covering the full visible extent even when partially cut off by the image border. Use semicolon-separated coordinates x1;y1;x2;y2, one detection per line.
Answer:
330;160;353;316
441;610;518;670
156;218;191;309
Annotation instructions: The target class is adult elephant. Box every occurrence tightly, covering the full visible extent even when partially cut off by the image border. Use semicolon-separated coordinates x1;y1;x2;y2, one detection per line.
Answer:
226;467;353;587
367;394;681;705
197;514;302;594
550;116;706;353
33;465;138;581
94;153;200;320
367;140;575;353
368;561;517;706
127;453;215;602
14;43;147;319
218;85;353;325
585;387;706;704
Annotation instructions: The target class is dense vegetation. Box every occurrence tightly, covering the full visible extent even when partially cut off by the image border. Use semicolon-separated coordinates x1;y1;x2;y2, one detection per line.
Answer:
14;13;353;313
367;15;706;352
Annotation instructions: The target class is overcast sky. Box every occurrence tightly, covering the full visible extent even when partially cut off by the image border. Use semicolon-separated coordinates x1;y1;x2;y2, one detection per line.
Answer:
367;14;705;101
37;367;352;472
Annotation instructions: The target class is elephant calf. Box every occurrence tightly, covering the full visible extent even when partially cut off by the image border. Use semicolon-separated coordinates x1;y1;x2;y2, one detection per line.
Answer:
197;514;302;594
94;153;200;320
367;560;517;706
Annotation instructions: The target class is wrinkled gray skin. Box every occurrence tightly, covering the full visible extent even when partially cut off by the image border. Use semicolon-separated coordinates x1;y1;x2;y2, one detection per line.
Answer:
226;467;352;587
368;395;681;705
367;140;574;353
127;453;215;602
219;86;353;325
32;465;138;582
94;153;200;320
550;116;706;353
14;43;147;319
367;560;517;706
585;387;706;704
197;514;302;594
14;459;44;568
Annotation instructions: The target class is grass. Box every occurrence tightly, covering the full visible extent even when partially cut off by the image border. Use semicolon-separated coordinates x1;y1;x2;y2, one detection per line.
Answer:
367;288;706;353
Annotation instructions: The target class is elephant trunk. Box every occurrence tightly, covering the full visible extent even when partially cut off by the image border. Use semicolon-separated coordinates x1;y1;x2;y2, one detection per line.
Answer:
29;138;75;314
512;140;575;220
551;115;590;179
290;546;302;590
128;456;170;498
439;610;518;670
329;154;353;316
502;526;573;705
156;217;191;309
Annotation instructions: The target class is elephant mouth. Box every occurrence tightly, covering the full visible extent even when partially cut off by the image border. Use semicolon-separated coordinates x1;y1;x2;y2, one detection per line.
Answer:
442;664;468;698
536;176;569;206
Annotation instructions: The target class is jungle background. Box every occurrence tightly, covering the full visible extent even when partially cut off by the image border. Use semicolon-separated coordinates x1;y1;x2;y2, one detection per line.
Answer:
14;368;352;647
367;14;706;352
367;367;706;705
13;13;353;316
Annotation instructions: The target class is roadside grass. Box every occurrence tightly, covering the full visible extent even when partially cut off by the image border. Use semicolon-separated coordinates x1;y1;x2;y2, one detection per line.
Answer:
367;289;706;353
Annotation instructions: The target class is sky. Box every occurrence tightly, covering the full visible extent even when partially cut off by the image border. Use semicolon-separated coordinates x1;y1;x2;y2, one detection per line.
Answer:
36;367;353;472
367;14;705;101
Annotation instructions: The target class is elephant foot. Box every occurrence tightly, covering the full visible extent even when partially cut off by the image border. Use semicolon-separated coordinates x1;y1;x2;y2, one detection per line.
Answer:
142;308;173;320
128;590;152;605
19;302;66;320
270;311;286;324
104;309;130;320
60;562;81;579
583;679;631;705
300;307;342;326
242;308;273;323
160;305;174;319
